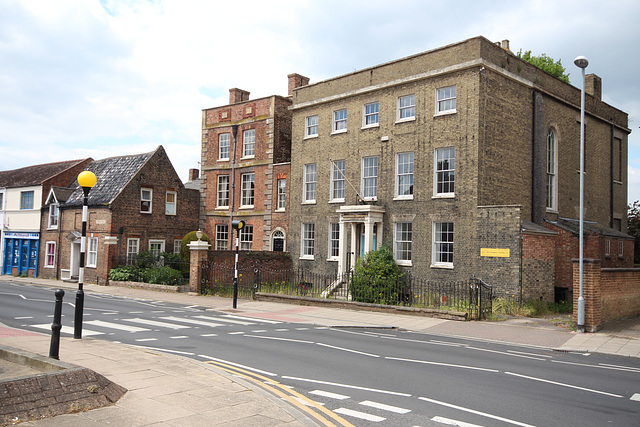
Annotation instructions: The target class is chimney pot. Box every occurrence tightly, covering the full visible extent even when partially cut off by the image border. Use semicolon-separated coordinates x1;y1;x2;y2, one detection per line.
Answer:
188;168;199;181
585;74;602;101
287;73;310;96
229;88;250;104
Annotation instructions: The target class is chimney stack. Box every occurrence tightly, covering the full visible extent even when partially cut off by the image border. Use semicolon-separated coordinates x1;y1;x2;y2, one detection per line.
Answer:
585;74;602;101
188;168;199;181
229;88;250;104
288;73;310;96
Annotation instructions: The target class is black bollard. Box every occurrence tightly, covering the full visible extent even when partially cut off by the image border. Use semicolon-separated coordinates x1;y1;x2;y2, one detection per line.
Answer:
49;289;65;359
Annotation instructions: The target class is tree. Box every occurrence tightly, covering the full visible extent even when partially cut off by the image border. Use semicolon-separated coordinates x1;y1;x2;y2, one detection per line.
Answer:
517;49;570;83
628;201;640;264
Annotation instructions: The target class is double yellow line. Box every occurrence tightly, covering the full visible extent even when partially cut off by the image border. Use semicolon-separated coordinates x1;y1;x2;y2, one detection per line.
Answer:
205;360;354;427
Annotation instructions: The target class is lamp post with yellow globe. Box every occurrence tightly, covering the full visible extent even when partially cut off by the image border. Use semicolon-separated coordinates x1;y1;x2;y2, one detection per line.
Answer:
74;170;97;339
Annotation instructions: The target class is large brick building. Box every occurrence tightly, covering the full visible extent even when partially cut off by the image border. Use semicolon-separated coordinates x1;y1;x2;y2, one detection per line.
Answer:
38;146;199;284
287;36;631;301
200;75;308;252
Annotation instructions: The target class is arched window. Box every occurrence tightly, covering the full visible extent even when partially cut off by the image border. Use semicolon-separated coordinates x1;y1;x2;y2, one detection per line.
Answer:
272;230;285;252
546;128;557;211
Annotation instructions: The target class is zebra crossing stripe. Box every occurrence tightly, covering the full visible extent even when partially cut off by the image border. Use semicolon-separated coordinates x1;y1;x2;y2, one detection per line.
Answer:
334;407;385;422
84;320;150;332
121;318;190;329
223;314;282;324
194;315;253;326
31;324;103;336
359;400;411;414
159;316;224;327
310;390;350;400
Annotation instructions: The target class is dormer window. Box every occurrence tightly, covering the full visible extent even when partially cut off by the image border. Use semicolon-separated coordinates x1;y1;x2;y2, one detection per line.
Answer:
48;203;59;229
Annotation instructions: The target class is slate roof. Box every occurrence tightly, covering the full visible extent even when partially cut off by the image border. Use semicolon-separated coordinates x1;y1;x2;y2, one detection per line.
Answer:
0;159;91;188
521;220;557;236
184;178;200;191
47;186;76;204
546;217;633;239
63;150;155;207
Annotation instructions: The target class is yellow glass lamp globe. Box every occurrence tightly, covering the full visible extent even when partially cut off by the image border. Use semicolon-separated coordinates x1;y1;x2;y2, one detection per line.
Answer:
78;171;97;188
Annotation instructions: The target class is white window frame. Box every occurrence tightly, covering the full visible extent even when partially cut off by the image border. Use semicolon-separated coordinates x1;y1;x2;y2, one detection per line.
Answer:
546;128;557;211
330;160;345;202
305;115;318;138
432;222;454;268
362;102;379;128
242;129;255;158
328;222;340;260
394;222;412;265
395;152;414;199
48;203;59;229
436;85;456;114
20;190;34;210
301;223;315;259
332;109;347;133
618;241;624;258
397;94;416;122
45;241;56;268
241;173;255;208
141;188;153;213
149;240;165;258
215;224;228;250
218;133;231;160
434;147;455;197
165;191;177;215
0;191;4;210
240;225;253;250
277;178;286;211
127;238;139;263
303;163;317;203
87;237;98;268
217;175;230;208
361;156;378;200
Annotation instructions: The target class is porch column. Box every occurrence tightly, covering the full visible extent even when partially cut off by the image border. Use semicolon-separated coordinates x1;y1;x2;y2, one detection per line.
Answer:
338;219;348;273
350;223;357;269
363;218;374;254
376;221;383;251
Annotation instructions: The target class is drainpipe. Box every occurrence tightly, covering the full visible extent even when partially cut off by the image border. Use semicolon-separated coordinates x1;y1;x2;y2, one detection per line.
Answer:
230;124;239;250
610;119;615;228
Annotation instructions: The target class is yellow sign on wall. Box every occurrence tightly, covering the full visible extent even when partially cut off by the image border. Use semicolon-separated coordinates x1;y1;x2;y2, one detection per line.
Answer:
481;248;510;258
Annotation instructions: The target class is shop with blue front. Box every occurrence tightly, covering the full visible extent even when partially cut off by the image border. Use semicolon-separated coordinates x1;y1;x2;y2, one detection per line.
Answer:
2;232;39;277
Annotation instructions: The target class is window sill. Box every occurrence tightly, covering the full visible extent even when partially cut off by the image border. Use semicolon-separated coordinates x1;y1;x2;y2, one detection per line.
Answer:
240;155;255;160
546;208;558;213
614;180;624;185
215;206;230;210
395;117;416;124
361;123;379;130
434;110;457;117
431;263;454;269
239;205;254;210
299;256;315;261
218;158;230;162
140;211;152;214
327;258;338;262
44;265;55;269
393;196;414;201
275;208;286;213
329;199;344;204
396;260;412;266
165;213;176;216
432;194;454;199
304;134;319;140
331;129;347;135
301;201;316;205
47;227;58;231
362;197;377;202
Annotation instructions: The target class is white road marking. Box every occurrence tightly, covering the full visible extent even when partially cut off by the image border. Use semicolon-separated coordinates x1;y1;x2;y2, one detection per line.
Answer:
295;327;309;330
431;415;483;426
137;346;195;356
553;360;640;373
505;372;623;397
200;333;218;337
199;354;277;376
310;390;350;400
170;335;189;339
386;357;499;372
360;400;411;414
317;343;380;358
599;363;640;373
282;376;411;397
14;316;33;319
228;331;245;335
466;346;547;361
31;324;103;336
334;407;385;422
84;320;150;332
244;334;313;344
631;393;640;401
275;328;289;331
251;329;268;333
160;316;224;327
122;318;190;329
222;314;281;324
135;338;157;342
419;396;535;427
508;350;552;358
195;315;253;325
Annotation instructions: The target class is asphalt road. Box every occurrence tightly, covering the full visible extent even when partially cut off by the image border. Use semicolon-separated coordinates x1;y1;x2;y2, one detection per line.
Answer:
2;280;639;426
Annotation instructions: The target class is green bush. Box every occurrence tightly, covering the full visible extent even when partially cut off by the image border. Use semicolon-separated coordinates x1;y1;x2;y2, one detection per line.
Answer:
108;266;136;281
350;245;405;304
141;265;183;285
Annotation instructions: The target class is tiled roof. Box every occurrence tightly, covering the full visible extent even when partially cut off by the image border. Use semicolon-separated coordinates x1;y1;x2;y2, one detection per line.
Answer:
48;186;76;204
63;150;155;207
547;217;633;239
184;178;200;191
0;159;91;188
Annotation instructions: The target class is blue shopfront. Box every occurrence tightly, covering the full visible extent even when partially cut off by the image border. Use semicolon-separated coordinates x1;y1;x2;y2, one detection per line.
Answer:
2;232;39;277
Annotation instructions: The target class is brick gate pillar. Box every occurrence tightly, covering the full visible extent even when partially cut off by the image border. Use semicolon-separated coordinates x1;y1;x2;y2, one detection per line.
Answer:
572;258;602;332
188;235;210;294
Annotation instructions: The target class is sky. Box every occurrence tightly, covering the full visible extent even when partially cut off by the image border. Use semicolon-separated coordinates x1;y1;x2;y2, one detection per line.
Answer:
1;0;639;203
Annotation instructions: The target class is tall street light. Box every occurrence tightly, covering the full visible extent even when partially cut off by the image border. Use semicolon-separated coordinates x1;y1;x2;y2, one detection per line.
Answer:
574;55;588;333
74;170;97;339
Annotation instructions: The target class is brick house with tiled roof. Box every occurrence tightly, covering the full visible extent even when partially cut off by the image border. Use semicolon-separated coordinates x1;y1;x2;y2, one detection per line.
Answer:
1;158;92;277
38;146;199;284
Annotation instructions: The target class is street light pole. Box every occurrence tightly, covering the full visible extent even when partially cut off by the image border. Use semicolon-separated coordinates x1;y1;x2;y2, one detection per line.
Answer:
74;170;97;339
574;55;589;333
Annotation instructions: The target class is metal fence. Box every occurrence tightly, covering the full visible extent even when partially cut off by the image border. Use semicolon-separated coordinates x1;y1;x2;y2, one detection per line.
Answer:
200;262;493;319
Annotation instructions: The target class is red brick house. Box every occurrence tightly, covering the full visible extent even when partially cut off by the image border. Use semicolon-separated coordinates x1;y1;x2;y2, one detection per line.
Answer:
200;75;308;253
38;146;199;284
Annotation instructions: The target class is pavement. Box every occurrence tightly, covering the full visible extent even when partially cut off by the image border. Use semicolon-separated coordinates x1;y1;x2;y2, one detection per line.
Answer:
1;276;639;426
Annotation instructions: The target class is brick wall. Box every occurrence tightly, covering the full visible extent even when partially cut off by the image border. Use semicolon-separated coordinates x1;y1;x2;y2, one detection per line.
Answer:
522;232;555;302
